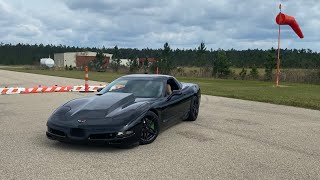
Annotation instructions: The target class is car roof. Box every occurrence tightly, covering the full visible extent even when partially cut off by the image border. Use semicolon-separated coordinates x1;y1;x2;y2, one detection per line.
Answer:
121;74;173;80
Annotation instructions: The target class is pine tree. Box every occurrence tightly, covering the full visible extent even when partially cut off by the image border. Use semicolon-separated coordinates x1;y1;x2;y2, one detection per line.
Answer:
213;49;231;78
158;42;174;74
111;45;121;72
264;52;277;81
91;51;105;71
239;68;247;80
250;65;259;79
143;56;149;73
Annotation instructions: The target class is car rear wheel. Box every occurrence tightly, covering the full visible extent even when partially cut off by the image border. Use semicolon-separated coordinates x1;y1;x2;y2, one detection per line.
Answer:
186;96;199;121
139;111;159;145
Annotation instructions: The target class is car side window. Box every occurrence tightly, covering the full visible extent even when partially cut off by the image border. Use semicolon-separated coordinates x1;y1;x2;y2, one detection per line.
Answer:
168;79;180;91
165;78;180;96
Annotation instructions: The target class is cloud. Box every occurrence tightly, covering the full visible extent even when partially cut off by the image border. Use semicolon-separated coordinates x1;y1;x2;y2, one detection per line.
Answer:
0;0;319;51
14;24;42;37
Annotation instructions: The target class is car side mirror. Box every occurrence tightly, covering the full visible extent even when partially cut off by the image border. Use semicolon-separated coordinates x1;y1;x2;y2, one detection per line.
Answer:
172;90;182;95
97;87;103;92
167;90;182;101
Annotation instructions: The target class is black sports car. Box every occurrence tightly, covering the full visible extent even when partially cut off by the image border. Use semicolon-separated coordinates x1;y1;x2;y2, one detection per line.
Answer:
46;74;201;146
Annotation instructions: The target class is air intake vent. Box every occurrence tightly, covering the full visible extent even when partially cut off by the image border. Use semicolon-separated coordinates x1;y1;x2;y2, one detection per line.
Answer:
49;128;66;137
89;133;117;140
70;128;86;137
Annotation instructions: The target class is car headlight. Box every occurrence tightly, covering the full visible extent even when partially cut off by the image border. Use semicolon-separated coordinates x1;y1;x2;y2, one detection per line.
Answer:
116;130;134;137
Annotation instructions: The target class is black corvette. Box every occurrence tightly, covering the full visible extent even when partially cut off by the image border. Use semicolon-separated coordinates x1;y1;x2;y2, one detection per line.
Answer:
46;74;201;146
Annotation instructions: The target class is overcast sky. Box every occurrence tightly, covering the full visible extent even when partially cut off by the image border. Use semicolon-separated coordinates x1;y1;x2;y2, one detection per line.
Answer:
0;0;319;51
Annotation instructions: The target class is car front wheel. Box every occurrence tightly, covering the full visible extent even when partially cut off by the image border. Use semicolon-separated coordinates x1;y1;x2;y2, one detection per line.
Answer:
139;111;160;145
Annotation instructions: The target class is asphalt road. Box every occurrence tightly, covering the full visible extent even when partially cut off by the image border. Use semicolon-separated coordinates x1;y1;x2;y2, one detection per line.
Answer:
1;70;320;180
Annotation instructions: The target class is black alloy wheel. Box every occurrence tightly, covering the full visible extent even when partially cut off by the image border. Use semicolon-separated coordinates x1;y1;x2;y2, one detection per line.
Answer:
186;96;199;121
139;111;159;145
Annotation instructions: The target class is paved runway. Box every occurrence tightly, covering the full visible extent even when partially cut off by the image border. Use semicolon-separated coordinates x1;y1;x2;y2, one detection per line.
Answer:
1;70;320;179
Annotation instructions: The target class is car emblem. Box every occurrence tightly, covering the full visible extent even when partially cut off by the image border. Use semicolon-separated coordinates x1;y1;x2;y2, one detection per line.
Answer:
77;119;86;123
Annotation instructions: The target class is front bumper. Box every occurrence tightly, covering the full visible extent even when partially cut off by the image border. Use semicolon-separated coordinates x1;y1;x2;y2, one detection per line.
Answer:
46;123;142;145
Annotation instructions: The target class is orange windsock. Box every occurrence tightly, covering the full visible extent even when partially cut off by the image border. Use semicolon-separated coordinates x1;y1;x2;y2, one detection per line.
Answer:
276;13;304;38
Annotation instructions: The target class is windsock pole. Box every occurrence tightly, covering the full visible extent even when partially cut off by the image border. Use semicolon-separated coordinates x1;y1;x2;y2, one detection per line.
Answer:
276;4;281;88
156;67;159;75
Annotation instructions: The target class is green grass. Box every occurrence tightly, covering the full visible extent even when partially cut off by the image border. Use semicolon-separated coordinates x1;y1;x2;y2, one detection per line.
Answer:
177;76;320;110
179;66;266;75
2;68;320;110
231;67;265;75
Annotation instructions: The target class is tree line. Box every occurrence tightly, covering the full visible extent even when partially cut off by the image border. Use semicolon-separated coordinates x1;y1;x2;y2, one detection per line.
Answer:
0;42;320;70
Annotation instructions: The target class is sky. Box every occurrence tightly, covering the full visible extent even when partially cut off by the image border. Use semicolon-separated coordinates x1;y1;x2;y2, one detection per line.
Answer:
0;0;319;51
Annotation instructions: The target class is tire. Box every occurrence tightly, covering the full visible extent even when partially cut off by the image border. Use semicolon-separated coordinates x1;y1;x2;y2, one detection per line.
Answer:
139;111;160;145
186;96;199;121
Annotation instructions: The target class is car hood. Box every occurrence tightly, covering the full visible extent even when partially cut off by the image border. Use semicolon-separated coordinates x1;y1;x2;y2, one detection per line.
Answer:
50;92;151;127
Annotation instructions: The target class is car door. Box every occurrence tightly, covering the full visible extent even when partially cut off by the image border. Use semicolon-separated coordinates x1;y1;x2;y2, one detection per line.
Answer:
159;78;187;125
173;78;193;118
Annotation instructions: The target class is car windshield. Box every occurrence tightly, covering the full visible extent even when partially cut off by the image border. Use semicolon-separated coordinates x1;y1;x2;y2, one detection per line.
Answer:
100;78;164;98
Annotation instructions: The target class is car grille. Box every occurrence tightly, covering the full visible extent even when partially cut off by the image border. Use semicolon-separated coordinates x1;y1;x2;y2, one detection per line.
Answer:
89;133;117;140
70;128;86;137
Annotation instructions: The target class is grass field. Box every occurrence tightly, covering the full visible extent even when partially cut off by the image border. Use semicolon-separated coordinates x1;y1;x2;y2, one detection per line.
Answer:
181;66;266;75
2;68;320;110
178;76;320;110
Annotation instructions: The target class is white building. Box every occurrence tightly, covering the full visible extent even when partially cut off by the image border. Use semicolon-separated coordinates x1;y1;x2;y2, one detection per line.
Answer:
54;51;113;67
119;59;130;66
